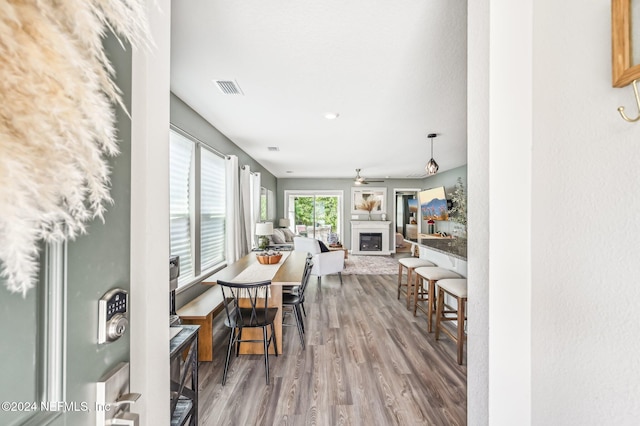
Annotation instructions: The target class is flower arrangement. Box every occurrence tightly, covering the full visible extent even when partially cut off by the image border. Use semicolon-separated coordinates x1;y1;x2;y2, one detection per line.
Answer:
0;0;151;295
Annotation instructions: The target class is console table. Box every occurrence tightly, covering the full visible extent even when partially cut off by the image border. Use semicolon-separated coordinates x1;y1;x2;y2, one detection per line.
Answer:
328;244;348;259
170;325;199;426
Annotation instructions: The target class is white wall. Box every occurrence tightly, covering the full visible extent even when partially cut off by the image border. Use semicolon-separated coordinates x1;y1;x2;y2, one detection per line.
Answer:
466;0;489;423
130;1;171;425
469;0;640;425
531;0;640;424
489;0;534;423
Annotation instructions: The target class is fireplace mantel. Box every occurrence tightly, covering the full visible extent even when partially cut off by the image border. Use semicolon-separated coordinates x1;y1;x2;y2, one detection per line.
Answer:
351;221;392;255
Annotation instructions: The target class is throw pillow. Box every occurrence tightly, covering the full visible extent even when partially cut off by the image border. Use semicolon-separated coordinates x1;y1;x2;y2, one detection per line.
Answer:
271;228;286;244
317;240;330;252
282;228;295;242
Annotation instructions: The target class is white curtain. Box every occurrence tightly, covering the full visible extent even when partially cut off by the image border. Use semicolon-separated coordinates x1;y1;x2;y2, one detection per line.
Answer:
240;166;252;254
251;171;261;235
240;166;262;252
225;155;242;262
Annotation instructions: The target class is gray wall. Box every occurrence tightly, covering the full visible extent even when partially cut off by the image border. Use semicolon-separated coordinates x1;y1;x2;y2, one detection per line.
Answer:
276;165;467;250
170;93;278;307
170;93;276;191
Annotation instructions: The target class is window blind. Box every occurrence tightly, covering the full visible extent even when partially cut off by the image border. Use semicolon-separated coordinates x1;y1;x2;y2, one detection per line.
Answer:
169;128;227;289
169;132;195;285
200;148;226;271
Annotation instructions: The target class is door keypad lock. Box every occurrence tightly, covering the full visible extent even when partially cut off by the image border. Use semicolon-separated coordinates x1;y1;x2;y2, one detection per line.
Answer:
99;288;129;344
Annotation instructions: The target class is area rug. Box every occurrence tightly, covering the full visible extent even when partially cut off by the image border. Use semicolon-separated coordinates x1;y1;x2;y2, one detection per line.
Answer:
342;255;400;275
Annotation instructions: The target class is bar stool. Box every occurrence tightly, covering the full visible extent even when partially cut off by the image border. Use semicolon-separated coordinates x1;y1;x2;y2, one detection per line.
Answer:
434;278;468;365
413;267;462;332
397;258;436;309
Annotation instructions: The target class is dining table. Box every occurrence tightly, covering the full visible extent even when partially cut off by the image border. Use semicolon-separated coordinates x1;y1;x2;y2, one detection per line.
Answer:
203;250;308;355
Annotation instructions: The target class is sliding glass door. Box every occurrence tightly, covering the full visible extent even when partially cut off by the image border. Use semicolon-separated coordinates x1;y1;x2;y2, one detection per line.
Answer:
284;191;343;244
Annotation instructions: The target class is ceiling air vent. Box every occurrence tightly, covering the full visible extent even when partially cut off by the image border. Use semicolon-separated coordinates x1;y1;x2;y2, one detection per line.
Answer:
214;80;243;95
267;146;280;152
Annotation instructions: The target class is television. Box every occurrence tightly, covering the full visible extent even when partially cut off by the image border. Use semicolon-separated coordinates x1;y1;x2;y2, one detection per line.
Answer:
419;186;449;221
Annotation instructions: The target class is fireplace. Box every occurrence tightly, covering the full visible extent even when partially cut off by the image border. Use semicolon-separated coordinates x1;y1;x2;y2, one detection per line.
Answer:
360;232;382;251
351;220;391;255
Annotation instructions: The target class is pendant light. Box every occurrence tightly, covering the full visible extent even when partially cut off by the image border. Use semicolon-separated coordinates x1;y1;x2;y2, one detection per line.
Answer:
425;133;439;175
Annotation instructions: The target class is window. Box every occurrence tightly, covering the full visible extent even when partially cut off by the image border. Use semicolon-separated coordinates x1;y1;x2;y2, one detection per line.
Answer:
200;149;226;270
259;187;276;222
170;129;226;287
260;187;267;221
284;190;343;244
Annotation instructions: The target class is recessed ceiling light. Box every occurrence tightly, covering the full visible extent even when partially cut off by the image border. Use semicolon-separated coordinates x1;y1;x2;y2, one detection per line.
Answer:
324;112;340;120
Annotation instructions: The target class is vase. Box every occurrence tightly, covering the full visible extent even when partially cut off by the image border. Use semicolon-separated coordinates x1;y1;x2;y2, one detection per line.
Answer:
367;212;372;220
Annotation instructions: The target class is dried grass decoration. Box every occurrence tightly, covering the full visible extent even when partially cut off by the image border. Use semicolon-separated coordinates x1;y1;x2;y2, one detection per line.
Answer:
357;198;379;220
0;0;151;295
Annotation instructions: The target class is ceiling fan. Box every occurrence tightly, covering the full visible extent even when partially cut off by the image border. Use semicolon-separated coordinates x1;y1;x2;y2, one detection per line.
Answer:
354;168;384;185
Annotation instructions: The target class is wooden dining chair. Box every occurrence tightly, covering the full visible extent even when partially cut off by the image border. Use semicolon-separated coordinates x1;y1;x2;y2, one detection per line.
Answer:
217;279;278;385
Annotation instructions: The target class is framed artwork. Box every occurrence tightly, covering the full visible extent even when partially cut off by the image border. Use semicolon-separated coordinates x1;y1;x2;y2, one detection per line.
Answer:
351;187;386;214
418;186;449;221
612;0;640;87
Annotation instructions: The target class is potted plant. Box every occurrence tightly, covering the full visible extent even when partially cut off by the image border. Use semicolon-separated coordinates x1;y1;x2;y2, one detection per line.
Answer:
448;177;467;240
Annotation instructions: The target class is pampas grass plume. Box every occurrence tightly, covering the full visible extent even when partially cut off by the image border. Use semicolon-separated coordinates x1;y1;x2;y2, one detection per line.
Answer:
0;0;151;296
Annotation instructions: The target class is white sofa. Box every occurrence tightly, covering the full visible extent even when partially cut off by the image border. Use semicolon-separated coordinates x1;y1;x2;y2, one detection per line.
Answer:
293;237;344;287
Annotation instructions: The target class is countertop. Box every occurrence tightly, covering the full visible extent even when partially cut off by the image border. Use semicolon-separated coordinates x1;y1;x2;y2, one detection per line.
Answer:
407;236;467;261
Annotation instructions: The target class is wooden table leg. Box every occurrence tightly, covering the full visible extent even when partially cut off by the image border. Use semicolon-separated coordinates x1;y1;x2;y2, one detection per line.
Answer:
272;286;282;354
181;314;213;362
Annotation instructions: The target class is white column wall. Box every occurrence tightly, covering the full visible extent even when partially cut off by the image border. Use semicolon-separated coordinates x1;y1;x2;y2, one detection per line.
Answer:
466;0;490;422
130;1;171;425
487;0;533;424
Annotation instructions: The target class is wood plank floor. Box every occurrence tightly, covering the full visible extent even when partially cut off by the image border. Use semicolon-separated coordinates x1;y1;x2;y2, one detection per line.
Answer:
197;271;467;425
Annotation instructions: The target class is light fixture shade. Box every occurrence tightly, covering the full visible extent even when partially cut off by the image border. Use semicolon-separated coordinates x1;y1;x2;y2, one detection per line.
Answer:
426;158;439;175
279;218;291;227
255;222;274;236
425;133;439;175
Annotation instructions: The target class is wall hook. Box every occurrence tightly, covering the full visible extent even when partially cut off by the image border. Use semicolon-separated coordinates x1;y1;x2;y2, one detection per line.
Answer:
618;79;640;122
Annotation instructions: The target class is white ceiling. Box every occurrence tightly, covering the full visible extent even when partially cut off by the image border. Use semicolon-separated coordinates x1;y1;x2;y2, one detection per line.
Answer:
171;1;468;180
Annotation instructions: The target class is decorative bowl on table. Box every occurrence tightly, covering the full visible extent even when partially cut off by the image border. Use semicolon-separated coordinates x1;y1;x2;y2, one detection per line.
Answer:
256;251;283;264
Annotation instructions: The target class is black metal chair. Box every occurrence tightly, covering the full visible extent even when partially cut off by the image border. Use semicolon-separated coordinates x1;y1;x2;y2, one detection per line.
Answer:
217;279;278;385
282;255;313;349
